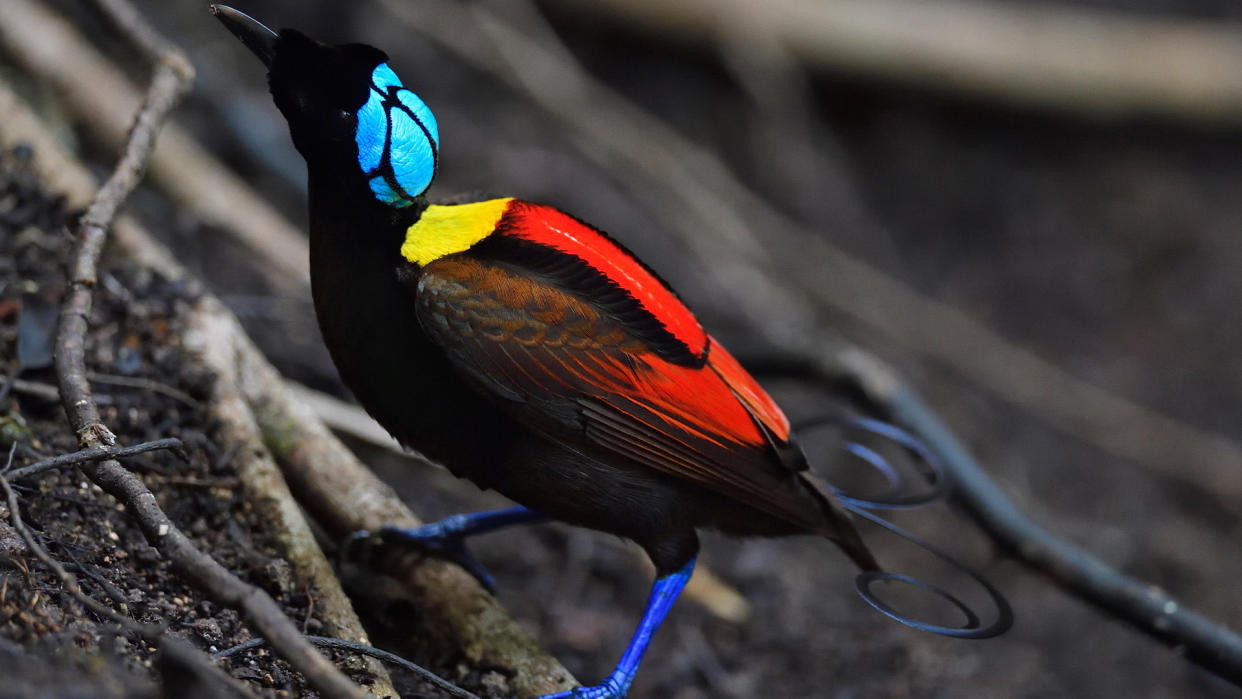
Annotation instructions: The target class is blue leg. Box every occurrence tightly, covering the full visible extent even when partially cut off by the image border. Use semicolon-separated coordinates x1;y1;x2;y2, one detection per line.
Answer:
375;506;547;592
540;555;697;699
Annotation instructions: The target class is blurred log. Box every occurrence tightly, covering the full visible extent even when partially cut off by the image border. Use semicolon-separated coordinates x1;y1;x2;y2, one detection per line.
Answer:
0;0;310;291
549;0;1242;124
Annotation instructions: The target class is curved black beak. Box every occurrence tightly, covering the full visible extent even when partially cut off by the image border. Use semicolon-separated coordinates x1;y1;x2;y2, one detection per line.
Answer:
211;5;278;68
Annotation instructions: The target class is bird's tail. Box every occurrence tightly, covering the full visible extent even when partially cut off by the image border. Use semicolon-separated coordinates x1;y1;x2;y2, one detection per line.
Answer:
798;416;1012;639
801;471;881;572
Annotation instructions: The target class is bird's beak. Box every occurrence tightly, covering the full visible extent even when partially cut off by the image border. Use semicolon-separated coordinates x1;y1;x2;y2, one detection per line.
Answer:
211;5;278;68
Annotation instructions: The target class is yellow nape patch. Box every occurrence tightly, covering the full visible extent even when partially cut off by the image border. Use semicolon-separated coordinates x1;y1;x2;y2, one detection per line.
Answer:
401;198;514;265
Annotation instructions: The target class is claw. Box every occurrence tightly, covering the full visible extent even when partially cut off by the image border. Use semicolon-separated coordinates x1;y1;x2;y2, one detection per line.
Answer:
538;676;627;698
341;508;545;594
377;524;498;593
339;528;380;563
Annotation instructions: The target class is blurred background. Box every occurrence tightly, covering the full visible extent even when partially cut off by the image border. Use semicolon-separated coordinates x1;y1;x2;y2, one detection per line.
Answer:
6;0;1242;696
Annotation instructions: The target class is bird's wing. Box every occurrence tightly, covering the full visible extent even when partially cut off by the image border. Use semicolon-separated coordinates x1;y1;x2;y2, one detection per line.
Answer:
408;202;829;530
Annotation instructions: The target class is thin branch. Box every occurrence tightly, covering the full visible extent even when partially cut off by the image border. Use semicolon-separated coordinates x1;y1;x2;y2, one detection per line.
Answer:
54;62;189;448
6;438;184;482
216;636;481;699
86;372;201;408
43;2;364;696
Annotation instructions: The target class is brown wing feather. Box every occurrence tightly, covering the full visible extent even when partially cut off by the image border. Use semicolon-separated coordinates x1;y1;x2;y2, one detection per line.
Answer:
413;256;831;532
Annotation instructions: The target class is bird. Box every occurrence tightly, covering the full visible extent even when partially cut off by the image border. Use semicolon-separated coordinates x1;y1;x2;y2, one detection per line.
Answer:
213;6;885;697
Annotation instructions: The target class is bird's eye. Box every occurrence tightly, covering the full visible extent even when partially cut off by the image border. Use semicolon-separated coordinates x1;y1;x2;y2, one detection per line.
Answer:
325;108;354;139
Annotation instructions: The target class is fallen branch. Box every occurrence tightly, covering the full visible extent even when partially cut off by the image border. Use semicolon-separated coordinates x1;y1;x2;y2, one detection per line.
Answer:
0;376;63;403
44;3;364;697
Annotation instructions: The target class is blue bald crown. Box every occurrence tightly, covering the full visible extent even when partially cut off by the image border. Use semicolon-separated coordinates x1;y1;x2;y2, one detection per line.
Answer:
355;63;439;207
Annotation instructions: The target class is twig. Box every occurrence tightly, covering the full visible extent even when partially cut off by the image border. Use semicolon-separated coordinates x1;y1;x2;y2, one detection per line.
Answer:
6;438;184;482
86;372;201;408
43;2;365;697
0;365;19;404
0;78;573;698
548;0;1242;124
765;350;1242;685
216;635;481;699
156;637;251;699
58;547;131;611
53;62;188;447
381;0;1242;503
0;376;72;403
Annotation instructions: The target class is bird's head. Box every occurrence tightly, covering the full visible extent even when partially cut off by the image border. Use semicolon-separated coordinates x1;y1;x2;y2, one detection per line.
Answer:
212;5;438;208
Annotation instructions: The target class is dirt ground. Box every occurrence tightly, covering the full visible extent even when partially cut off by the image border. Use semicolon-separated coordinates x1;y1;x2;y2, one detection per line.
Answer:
0;148;353;696
3;0;1242;697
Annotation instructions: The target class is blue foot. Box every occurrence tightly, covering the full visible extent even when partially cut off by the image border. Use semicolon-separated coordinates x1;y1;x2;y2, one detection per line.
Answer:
365;507;546;593
538;675;628;698
538;555;696;699
378;522;498;592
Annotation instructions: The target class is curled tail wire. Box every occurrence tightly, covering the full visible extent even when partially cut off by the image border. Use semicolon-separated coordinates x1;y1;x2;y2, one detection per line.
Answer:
800;415;1013;639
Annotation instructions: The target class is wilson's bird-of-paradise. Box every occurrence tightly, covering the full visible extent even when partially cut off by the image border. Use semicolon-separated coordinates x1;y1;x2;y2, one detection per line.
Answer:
213;6;1005;696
